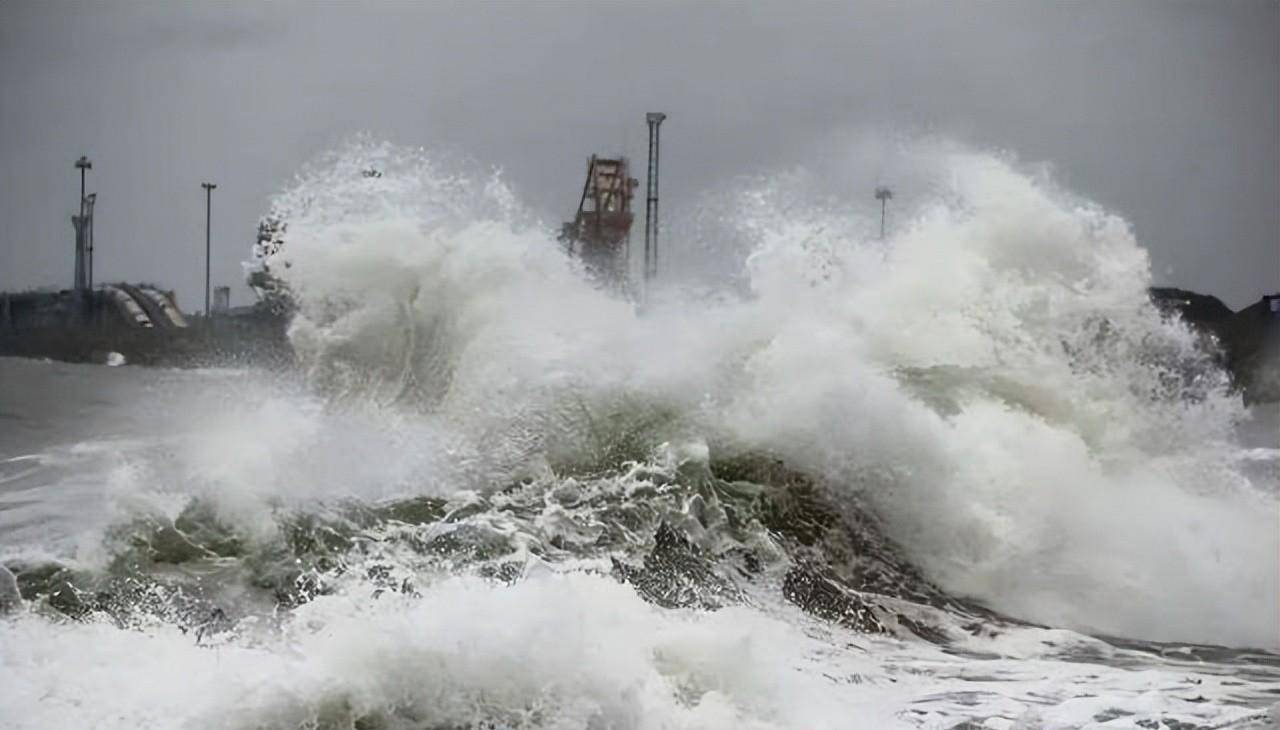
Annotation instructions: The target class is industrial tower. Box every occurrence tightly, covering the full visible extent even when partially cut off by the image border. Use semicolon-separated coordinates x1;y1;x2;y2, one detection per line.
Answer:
559;155;638;289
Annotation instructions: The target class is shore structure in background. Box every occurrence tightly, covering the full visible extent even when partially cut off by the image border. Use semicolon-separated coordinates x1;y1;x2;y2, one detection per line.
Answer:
643;112;667;287
71;156;94;294
0;284;185;332
1150;288;1280;403
0;161;286;367
202;182;217;316
558;156;638;291
0;280;290;368
557;111;667;299
875;185;892;240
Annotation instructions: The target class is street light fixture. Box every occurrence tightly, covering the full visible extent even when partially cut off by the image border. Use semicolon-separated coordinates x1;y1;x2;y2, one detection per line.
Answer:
75;156;92;202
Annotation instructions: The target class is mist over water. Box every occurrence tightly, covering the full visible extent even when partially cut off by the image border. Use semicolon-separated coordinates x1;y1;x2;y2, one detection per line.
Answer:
2;137;1277;729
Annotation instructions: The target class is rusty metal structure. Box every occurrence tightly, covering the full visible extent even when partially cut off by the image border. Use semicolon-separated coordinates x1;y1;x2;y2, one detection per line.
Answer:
560;155;638;289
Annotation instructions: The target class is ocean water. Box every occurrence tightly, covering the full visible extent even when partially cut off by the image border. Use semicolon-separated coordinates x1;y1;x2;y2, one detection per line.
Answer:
1;139;1277;729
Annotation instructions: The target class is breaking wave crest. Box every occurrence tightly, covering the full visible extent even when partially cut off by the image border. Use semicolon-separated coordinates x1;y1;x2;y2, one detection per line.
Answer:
253;138;1275;648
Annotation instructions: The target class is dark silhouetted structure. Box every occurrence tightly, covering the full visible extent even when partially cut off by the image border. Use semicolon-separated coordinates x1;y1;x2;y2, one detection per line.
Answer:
72;156;93;292
560;155;638;289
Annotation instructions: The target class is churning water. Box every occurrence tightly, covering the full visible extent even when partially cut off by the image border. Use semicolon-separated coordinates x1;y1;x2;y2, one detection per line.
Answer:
1;139;1277;729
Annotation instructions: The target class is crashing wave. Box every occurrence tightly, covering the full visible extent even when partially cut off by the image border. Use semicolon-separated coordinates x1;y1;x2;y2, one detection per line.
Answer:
3;136;1276;729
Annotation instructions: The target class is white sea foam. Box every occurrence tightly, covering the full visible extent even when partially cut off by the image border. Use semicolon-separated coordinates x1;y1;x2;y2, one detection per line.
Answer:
1;568;1273;730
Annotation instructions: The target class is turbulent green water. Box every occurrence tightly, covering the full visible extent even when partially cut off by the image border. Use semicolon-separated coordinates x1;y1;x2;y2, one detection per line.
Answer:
2;357;1276;729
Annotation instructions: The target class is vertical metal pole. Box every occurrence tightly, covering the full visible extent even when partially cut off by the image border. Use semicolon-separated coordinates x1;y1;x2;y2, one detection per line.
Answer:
74;156;92;292
83;194;96;291
645;130;655;277
644;112;666;285
81;166;89;289
71;216;83;291
880;197;886;240
202;182;216;316
651;122;660;277
644;132;653;280
86;195;94;290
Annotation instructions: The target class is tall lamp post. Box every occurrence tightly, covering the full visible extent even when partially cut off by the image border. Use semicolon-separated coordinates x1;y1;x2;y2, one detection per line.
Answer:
643;112;666;286
202;182;216;316
875;186;892;240
74;156;92;291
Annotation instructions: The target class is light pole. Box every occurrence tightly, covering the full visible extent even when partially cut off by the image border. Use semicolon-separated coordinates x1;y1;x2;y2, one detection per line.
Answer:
643;112;666;286
202;182;216;317
74;156;92;291
875;186;893;240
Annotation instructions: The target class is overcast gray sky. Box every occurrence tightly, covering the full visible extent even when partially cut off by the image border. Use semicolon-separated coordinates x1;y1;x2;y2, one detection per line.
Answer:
1;1;1276;310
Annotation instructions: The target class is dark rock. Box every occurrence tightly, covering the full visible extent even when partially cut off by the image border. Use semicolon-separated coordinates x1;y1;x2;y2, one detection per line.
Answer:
47;577;89;618
1149;287;1235;330
782;564;887;634
612;522;741;610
